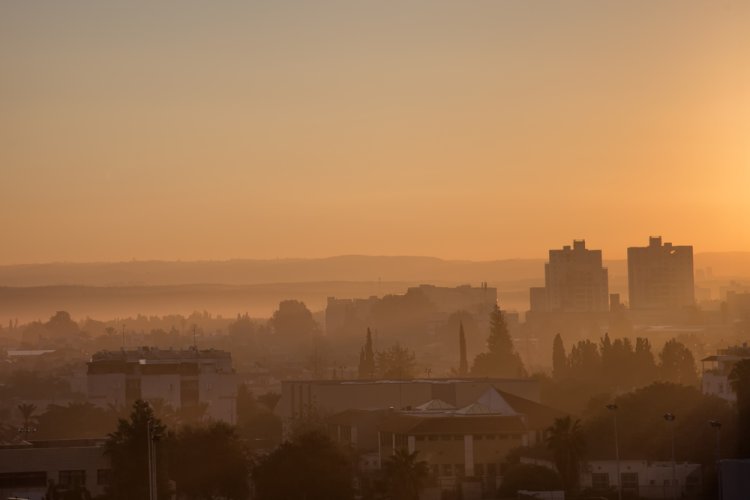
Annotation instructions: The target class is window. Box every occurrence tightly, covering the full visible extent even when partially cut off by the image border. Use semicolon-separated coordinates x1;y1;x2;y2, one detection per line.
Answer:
431;465;439;477
59;470;86;488
474;464;485;476
428;435;439;441
440;435;452;441
395;434;408;450
416;435;425;441
486;463;497;477
621;472;639;493
442;464;453;476
453;434;462;440
97;469;112;486
454;464;465;477
592;472;609;490
485;434;496;440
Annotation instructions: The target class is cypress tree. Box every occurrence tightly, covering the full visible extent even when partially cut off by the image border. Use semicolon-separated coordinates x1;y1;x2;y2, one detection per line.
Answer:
458;321;468;376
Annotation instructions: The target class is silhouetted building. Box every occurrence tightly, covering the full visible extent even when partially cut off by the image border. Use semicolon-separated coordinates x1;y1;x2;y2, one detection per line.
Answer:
0;439;110;499
530;240;609;313
326;283;497;336
277;377;539;436
87;347;237;423
628;236;694;311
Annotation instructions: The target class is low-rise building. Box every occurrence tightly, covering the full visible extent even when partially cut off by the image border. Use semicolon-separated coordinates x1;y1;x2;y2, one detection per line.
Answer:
701;344;750;402
0;439;110;500
582;460;702;499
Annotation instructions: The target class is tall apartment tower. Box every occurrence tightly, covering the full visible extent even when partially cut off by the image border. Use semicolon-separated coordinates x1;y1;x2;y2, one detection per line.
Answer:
530;240;609;313
627;236;694;310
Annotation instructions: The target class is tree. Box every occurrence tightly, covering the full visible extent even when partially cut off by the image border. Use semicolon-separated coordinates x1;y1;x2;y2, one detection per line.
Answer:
358;328;376;379
17;403;37;440
104;400;168;500
546;416;585;495
377;343;417;379
659;339;698;386
730;359;750;457
552;334;567;380
458;321;468;376
253;431;354;500
471;305;526;377
270;300;317;338
169;422;251;499
499;463;562;497
382;449;429;500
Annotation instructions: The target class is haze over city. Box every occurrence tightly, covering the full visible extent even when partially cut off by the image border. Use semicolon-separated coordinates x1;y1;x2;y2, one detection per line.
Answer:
2;2;750;500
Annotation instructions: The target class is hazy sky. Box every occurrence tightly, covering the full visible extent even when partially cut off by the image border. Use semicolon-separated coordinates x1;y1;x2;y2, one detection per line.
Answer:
1;1;749;264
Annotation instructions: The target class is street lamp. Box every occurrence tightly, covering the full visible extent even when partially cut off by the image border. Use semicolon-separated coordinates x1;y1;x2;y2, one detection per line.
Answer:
606;403;622;500
709;420;722;500
663;413;677;500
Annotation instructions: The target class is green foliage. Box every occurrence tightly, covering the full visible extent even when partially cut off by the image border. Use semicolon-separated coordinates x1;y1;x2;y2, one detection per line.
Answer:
358;328;376;379
729;359;750;457
582;383;737;463
253;431;354;500
168;422;251;499
458;321;468;376
382;449;430;500
376;343;417;379
236;385;282;449
546;416;585;494
499;463;562;497
104;400;168;500
659;339;698;386
552;334;567;380
471;305;526;377
270;300;318;338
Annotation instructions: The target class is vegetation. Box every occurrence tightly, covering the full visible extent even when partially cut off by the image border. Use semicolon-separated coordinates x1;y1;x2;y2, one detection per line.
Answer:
471;305;526;377
382;449;430;500
546;416;585;495
730;359;750;457
252;431;354;500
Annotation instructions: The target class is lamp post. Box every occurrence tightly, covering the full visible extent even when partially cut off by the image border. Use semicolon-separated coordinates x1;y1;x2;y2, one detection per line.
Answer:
606;403;622;500
663;413;677;500
709;420;722;500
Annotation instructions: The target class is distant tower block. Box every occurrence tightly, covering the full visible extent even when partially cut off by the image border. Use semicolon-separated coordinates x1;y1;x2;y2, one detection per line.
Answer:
627;236;695;310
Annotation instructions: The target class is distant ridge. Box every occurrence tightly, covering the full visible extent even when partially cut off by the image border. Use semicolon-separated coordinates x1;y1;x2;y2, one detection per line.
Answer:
0;253;747;287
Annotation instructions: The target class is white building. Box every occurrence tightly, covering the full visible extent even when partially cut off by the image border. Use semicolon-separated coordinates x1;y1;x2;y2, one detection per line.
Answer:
582;460;701;499
87;347;237;423
701;344;750;403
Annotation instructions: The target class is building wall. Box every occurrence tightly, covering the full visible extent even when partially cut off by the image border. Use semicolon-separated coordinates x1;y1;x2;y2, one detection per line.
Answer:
628;237;694;311
534;240;609;313
0;443;110;499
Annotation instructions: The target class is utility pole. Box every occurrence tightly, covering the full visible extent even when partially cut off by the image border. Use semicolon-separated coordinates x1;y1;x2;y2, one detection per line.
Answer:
710;420;722;500
606;404;622;500
664;412;677;500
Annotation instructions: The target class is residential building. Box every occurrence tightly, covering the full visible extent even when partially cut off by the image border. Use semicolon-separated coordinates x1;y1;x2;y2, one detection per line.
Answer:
628;237;695;311
87;347;238;423
530;240;609;313
701;344;750;402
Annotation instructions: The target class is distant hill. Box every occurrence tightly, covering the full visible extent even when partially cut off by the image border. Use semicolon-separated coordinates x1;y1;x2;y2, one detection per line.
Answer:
0;253;747;322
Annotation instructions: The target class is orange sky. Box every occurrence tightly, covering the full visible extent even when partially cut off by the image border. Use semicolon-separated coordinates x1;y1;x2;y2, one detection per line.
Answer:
1;1;749;264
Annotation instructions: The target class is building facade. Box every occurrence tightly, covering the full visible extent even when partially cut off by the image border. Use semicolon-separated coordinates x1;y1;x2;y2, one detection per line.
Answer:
530;240;609;313
0;439;110;500
701;344;750;402
87;347;237;423
628;236;694;311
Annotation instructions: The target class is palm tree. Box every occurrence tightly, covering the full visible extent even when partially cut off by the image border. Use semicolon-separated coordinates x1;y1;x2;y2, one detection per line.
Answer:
383;449;430;500
546;416;585;495
17;403;37;440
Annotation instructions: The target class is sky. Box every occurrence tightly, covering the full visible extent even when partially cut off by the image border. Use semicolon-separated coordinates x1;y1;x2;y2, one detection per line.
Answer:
1;1;749;264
